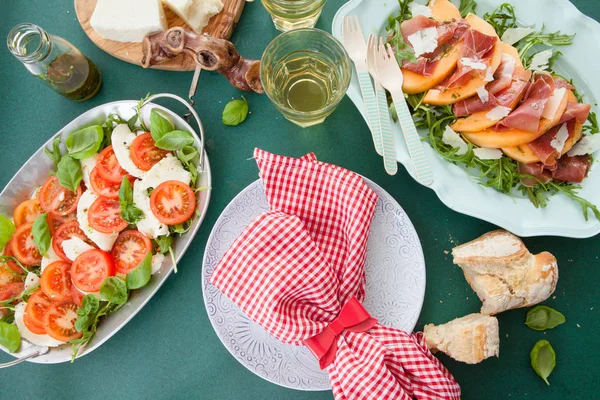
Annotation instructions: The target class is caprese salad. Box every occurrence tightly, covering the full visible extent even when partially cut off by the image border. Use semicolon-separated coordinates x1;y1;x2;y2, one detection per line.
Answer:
0;100;206;358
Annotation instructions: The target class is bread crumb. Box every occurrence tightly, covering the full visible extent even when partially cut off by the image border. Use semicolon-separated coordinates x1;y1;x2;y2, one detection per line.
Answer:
577;323;581;328
444;250;449;254
466;297;469;300
506;334;509;338
440;300;443;304
591;307;594;310
552;296;556;299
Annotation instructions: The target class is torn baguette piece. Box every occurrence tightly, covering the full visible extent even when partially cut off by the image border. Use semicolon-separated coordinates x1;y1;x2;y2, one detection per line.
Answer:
452;230;558;315
424;313;499;364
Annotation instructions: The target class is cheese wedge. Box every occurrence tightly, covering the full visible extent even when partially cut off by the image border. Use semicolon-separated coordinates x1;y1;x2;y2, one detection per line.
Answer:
91;0;167;43
163;0;224;33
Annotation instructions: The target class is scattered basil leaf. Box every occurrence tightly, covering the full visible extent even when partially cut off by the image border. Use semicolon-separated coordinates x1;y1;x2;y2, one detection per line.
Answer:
155;235;173;254
126;252;152;290
44;136;63;167
150;109;174;142
100;277;128;305
222;97;249;126
78;294;100;316
74;314;90;333
65;125;104;160
154;130;195;150
526;306;566;331
0;214;15;250
32;213;51;256
530;340;556;385
119;177;144;224
0;321;21;353
56;155;83;192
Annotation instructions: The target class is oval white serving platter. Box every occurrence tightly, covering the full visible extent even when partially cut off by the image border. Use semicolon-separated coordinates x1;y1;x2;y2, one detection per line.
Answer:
202;177;426;391
333;0;600;238
0;99;211;364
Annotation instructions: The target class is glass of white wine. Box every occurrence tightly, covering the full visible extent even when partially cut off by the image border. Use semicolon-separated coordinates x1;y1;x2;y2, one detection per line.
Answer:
261;28;351;128
261;0;327;32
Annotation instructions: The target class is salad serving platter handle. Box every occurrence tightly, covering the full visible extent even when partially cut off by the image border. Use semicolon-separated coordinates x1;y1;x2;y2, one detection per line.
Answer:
0;347;49;369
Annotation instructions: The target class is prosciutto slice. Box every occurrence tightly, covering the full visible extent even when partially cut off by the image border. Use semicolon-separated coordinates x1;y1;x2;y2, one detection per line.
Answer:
557;102;591;125
441;29;497;88
452;79;529;117
495;73;555;133
552;155;592;183
519;162;553;186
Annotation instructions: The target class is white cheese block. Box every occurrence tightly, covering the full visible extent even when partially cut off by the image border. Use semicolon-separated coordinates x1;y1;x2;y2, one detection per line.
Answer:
486;106;512;121
184;0;224;33
501;27;534;45
542;88;567;120
77;190;118;251
112;124;147;179
408;27;439;58
151;253;165;274
442;126;468;156
24;272;40;292
41;241;61;272
474;148;503;160
80;154;98;191
14;302;65;347
62;237;96;262
568;134;600;156
91;0;167;43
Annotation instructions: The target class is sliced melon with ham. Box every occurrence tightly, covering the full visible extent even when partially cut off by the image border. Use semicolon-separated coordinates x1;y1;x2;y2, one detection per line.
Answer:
423;14;503;105
429;0;461;22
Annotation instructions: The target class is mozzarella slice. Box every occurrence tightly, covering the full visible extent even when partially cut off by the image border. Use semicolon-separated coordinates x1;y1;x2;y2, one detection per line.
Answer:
41;241;61;272
77;190;118;251
568;135;600;156
111;124;147;178
501;27;534;45
151;253;165;274
486;106;512;121
80;154;98;190
62;237;95;262
408;27;439;58
474;148;503;160
442;126;468;156
14;302;65;347
542;88;567;120
24;272;40;291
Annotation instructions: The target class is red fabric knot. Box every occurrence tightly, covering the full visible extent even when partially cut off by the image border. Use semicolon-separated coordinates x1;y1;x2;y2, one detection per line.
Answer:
303;297;377;369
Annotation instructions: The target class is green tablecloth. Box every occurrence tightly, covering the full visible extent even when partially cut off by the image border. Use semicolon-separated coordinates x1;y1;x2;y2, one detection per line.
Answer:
1;0;599;398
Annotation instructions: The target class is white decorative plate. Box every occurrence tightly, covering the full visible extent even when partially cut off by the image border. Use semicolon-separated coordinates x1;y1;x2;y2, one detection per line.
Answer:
332;0;600;238
202;178;426;391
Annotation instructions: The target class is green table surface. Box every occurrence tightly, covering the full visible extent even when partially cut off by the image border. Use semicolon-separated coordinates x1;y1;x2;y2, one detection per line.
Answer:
1;0;599;399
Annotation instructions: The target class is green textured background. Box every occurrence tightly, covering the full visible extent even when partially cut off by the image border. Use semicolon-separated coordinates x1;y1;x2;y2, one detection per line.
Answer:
1;1;599;399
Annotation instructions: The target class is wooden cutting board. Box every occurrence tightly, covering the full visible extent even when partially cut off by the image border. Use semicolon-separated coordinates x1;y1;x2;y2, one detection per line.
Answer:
74;0;246;71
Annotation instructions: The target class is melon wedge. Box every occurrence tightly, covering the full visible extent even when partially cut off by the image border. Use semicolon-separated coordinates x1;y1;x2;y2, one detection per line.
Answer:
422;14;503;105
461;90;569;148
429;0;461;22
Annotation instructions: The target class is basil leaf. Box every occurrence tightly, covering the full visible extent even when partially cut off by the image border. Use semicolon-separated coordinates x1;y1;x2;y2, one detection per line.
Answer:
79;294;100;315
126;252;152;290
119;176;134;205
66;125;104;159
44;136;63;167
222;97;249;126
525;306;566;331
155;235;173;254
530;340;556;385
150;109;173;142
32;213;51;256
177;145;198;163
154;130;195;150
0;321;21;353
0;214;15;250
119;177;144;224
100;277;128;305
74;314;90;333
56;155;83;192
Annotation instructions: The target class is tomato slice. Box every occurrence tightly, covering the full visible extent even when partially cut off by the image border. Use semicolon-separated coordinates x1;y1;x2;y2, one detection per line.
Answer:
39;175;82;216
24;289;51;334
90;167;133;199
88;197;128;234
43;300;82;342
2;238;25;274
96;145;129;184
150;180;196;225
13;199;44;228
10;223;42;266
47;212;77;236
111;230;152;275
71;284;85;307
52;221;96;261
130;133;170;171
71;249;115;293
40;260;72;300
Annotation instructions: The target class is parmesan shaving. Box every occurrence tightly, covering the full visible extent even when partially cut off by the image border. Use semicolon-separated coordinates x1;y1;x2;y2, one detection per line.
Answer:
476;86;489;103
485;106;512;121
461;57;487;70
407;27;439;58
567;135;600;156
541;88;566;120
409;2;432;17
473;148;503;160
550;123;570;153
442;126;468;155
530;49;553;72
484;66;494;82
500;27;534;45
500;54;516;77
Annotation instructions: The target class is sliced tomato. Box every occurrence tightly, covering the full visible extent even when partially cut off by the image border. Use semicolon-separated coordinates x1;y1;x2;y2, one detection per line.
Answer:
24;289;51;334
23;310;45;334
10;223;42;266
40;260;72;300
96;145;129;184
44;300;82;342
90;167;134;199
150;180;196;225
13;199;44;228
71;284;85;307
47;212;77;236
52;221;96;261
111;230;152;275
88;197;128;234
130;133;170;171
71;249;115;293
2;238;25;274
39;175;82;216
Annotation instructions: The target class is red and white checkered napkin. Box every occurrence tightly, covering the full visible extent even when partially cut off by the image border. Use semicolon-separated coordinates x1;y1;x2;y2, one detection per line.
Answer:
210;149;460;400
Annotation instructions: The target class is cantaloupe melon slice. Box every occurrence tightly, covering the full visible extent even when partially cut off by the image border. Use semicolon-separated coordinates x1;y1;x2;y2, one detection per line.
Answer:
461;90;569;148
401;0;463;94
502;92;582;163
422;14;503;105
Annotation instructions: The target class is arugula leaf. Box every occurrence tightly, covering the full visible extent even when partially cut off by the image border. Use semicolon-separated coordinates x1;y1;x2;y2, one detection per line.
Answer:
136;94;150;132
459;0;477;18
126;252;152;290
390;20;417;65
582;112;599;135
44;136;63;167
176;146;199;187
154;130;195;150
0;214;15;250
0;321;21;352
483;3;517;38
100;114;127;149
56;155;83;192
100;277;128;305
155;235;173;254
65;126;104;159
546;181;600;221
526;305;566;331
150;109;174;142
530;340;556;385
118;177;144;224
517;30;575;61
32;213;51;256
222;97;249;126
